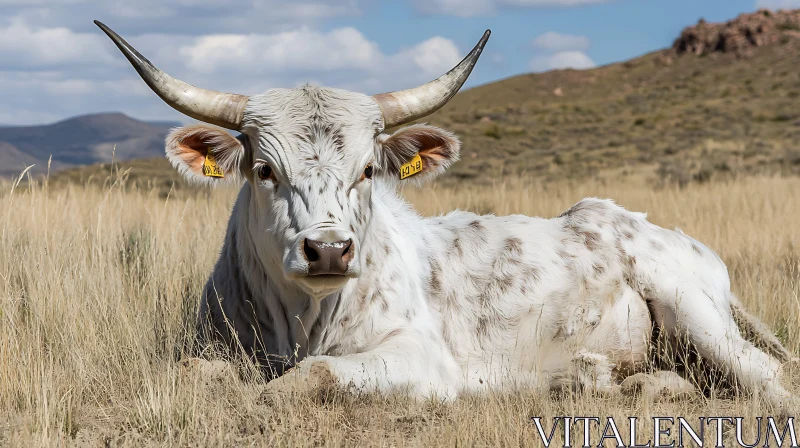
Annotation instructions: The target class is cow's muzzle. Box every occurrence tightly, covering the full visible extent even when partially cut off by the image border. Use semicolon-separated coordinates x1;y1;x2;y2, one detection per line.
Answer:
284;227;360;297
303;238;353;276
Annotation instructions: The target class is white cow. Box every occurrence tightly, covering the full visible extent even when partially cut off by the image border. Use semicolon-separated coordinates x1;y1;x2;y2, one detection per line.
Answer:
96;21;797;411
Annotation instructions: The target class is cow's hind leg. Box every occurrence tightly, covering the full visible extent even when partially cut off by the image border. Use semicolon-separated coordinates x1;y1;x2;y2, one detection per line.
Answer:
650;289;795;412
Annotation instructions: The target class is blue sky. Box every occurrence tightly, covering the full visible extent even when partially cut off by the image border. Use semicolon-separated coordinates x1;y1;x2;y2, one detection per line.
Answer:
0;0;794;125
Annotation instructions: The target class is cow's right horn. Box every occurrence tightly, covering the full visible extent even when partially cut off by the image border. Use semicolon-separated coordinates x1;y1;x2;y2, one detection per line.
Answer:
373;29;490;129
94;20;248;130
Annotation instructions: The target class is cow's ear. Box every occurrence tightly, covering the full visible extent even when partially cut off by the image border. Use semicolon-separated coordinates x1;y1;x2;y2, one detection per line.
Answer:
165;124;248;185
377;124;460;184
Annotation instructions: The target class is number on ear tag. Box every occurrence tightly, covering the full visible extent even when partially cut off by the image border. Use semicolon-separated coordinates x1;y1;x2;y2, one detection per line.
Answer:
399;153;423;179
202;151;224;178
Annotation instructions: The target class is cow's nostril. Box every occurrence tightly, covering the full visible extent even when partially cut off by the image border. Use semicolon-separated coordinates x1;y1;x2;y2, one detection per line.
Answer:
303;239;320;262
341;240;352;257
341;239;353;264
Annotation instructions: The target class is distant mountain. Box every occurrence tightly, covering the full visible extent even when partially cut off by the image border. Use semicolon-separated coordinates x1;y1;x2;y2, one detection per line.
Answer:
0;112;180;177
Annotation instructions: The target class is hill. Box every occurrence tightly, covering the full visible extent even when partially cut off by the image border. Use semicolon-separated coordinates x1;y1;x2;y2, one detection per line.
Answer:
416;8;800;185
0;112;179;178
41;9;800;188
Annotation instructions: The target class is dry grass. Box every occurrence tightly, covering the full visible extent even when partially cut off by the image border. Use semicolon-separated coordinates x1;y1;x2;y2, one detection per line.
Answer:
1;174;799;446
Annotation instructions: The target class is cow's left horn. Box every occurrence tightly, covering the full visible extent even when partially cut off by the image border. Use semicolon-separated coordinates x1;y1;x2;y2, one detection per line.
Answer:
94;20;248;130
373;29;490;128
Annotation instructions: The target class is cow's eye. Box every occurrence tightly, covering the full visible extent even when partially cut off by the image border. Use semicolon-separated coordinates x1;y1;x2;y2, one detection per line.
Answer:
363;164;373;180
257;164;273;181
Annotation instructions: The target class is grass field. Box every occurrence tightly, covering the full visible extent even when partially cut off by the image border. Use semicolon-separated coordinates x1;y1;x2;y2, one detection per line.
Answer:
0;173;798;446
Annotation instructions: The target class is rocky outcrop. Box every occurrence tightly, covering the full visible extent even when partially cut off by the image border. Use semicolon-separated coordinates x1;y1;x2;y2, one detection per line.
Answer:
673;9;800;57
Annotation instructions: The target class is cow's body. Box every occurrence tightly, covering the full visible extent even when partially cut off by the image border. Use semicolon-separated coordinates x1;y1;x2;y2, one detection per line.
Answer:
96;23;796;412
199;177;792;408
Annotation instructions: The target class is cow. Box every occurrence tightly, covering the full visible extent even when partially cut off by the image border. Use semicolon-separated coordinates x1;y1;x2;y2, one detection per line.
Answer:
96;21;797;411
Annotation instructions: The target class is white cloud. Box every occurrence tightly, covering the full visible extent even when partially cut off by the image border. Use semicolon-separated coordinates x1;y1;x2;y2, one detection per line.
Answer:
176;27;461;89
504;0;611;5
180;27;383;74
400;36;462;78
412;0;495;17
0;0;366;35
755;0;800;8
528;31;595;72
0;20;114;68
106;2;174;19
413;0;612;17
531;31;590;52
529;50;595;71
0;0;84;4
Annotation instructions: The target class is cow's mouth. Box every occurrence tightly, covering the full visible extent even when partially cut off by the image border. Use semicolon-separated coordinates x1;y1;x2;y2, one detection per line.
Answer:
308;274;352;280
294;273;356;298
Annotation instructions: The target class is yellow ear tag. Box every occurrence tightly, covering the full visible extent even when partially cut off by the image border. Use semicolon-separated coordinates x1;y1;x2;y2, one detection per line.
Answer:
399;153;423;179
202;151;224;178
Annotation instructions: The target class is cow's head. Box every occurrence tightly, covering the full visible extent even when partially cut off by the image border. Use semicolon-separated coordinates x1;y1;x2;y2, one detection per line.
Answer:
96;21;489;298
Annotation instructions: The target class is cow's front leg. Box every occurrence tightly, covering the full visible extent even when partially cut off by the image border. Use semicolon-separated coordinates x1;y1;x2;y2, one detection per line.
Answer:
557;351;617;395
264;332;462;400
261;358;338;396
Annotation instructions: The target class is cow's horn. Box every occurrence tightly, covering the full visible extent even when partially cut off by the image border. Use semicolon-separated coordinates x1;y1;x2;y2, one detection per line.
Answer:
373;30;490;128
94;20;248;130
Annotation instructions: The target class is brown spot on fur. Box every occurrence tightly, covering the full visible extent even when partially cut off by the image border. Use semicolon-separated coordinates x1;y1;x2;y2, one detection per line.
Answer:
559;199;610;222
616;213;640;232
504;237;524;255
476;316;489;337
382;328;402;343
365;254;373;268
354;208;364;225
496;274;515;293
651;239;665;251
556;247;576;261
592;263;605;276
327;212;336;221
453;237;462;257
692;244;702;255
525;265;541;283
469;220;484;231
477;288;491;308
331;130;344;152
428;259;443;297
580;231;601;251
369;291;390;312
